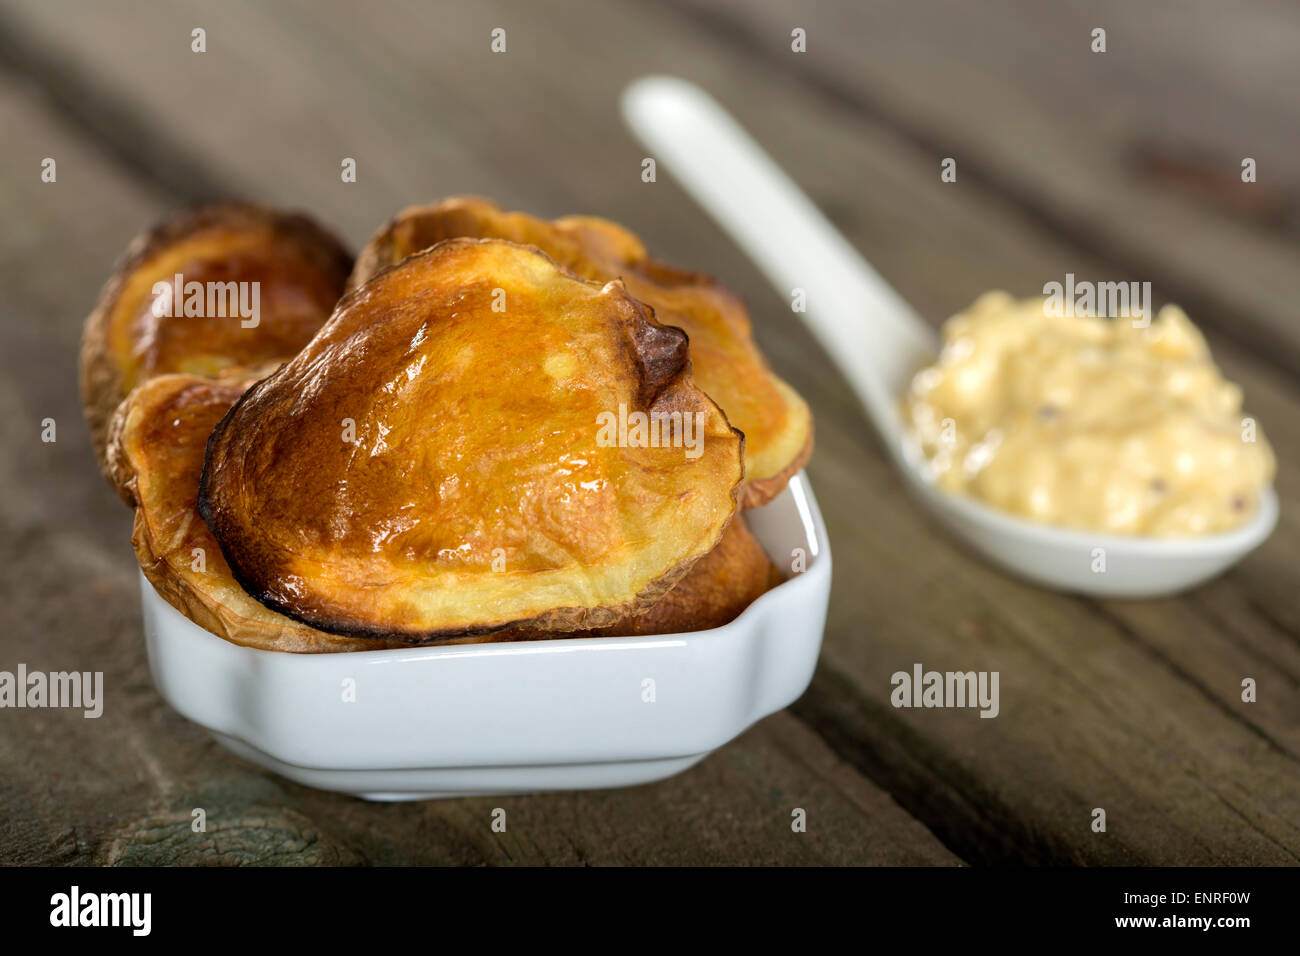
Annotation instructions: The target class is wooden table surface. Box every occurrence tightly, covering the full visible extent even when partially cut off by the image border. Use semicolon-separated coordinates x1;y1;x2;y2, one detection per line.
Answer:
1;0;1296;865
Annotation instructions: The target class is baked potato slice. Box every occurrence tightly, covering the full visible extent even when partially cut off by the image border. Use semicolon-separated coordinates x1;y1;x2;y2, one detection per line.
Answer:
81;201;352;474
494;515;784;641
348;196;812;506
113;373;773;651
583;515;784;636
199;238;745;640
109;374;423;652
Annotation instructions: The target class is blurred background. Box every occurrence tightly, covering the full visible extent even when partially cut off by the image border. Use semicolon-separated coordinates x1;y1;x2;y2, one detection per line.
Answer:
1;0;1297;865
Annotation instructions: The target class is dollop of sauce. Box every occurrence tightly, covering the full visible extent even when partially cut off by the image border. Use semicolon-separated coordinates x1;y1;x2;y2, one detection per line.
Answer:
901;292;1276;536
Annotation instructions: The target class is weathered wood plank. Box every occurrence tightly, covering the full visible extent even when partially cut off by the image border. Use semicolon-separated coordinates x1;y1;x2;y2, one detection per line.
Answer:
0;0;1296;864
0;46;956;866
91;712;960;866
677;0;1300;376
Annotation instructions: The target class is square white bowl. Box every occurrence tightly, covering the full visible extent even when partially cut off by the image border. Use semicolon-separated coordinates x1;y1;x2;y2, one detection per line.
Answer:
140;472;832;800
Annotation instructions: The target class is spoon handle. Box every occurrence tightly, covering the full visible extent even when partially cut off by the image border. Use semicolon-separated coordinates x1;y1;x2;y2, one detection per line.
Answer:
621;75;936;444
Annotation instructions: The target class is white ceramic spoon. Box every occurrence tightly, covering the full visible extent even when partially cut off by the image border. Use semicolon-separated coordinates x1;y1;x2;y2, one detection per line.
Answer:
621;75;1278;597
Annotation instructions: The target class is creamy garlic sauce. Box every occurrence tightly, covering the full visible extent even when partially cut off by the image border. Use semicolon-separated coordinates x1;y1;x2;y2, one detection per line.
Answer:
901;292;1276;536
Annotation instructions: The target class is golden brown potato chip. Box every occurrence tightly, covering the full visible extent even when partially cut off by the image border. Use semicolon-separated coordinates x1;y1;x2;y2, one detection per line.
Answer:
199;238;745;640
109;374;427;652
80;202;351;474
349;196;812;506
114;374;775;651
584;515;784;636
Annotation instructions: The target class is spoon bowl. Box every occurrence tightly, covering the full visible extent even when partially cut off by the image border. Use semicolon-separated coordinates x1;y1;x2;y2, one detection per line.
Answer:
621;75;1279;597
898;448;1279;596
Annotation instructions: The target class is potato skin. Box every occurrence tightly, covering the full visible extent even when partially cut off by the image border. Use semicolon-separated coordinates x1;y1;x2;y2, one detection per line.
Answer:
80;201;352;478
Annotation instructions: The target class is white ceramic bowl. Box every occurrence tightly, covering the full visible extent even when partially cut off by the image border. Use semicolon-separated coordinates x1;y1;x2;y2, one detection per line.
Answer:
140;473;831;800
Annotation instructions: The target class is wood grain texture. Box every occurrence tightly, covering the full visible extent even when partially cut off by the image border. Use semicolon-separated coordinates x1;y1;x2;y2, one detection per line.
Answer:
0;0;1295;865
0;6;954;867
681;0;1300;376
